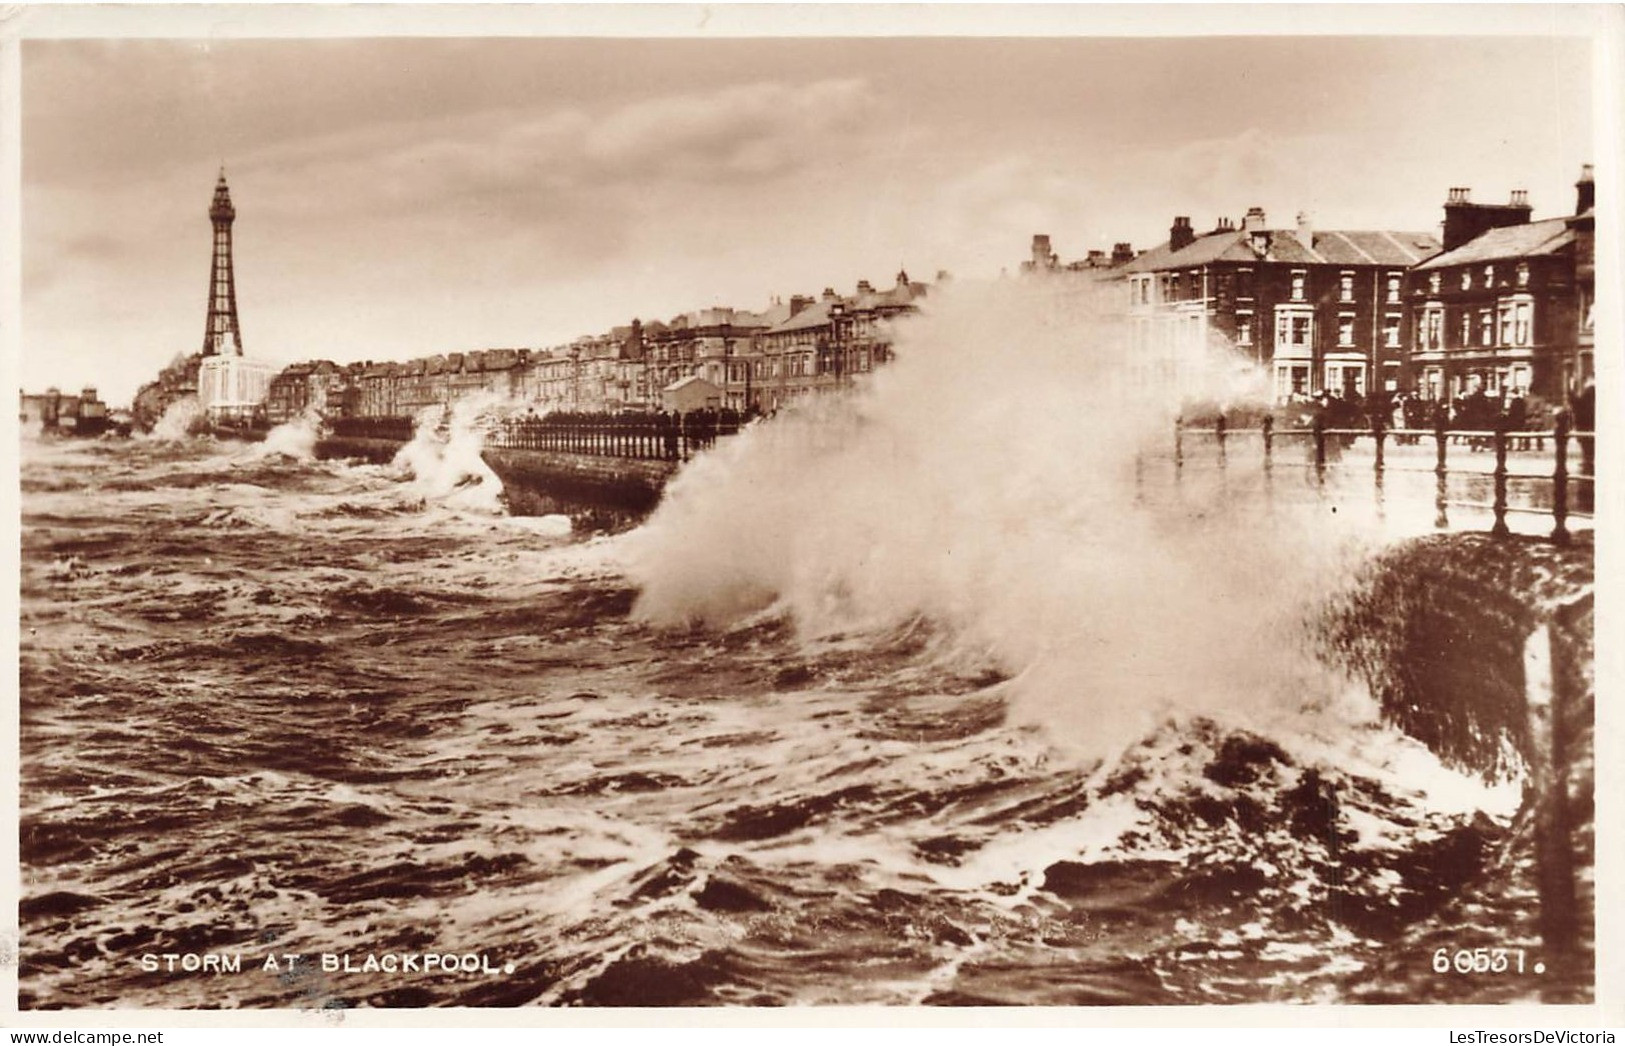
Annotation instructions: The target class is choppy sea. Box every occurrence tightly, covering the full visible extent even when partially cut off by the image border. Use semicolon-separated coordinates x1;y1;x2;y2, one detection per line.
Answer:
15;409;1590;1009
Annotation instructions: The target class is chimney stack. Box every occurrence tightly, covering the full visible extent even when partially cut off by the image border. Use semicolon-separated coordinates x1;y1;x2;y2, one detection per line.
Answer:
789;295;813;317
1170;216;1195;252
1576;164;1595;214
856;279;873;295
1111;242;1135;264
1295;211;1314;247
821;287;838;302
1242;206;1267;232
1442;185;1531;251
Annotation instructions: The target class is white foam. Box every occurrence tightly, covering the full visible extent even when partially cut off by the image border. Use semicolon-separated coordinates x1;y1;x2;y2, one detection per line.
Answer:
627;280;1376;759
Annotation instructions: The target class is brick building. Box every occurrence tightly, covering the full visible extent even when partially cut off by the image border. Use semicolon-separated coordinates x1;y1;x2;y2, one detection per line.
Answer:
1121;210;1439;402
263;359;360;424
748;271;924;412
1403;167;1595;404
249;269;926;423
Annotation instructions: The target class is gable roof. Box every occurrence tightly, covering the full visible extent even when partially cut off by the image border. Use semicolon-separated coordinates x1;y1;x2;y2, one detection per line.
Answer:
1122;228;1440;273
1413;216;1575;270
663;375;720;393
768;299;839;335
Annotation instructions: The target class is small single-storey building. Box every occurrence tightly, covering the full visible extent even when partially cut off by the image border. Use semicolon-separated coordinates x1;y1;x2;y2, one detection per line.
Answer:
661;375;723;413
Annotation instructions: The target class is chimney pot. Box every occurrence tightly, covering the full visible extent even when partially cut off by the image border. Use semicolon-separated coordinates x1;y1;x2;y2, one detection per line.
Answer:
1576;164;1595;214
1170;216;1196;251
1510;189;1529;207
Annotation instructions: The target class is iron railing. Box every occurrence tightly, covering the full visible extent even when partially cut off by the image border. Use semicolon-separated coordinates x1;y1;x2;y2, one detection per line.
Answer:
1169;412;1596;543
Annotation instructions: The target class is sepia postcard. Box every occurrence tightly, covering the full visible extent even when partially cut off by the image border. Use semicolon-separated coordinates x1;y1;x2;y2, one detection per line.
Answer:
3;3;1621;1033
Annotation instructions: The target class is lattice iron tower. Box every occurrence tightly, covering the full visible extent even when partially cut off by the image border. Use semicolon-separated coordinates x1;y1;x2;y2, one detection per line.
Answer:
201;168;243;357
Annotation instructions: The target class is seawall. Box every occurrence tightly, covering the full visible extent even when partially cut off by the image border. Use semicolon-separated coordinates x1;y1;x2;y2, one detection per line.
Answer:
1319;532;1595;1001
478;446;677;516
314;435;402;465
313;435;679;521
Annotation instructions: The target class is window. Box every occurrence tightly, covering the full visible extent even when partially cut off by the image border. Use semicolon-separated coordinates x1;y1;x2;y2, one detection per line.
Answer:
1424;367;1443;401
1422;308;1443;351
1484;264;1495;286
1236;268;1254;299
1169;273;1181;298
1479;309;1494;346
1326;363;1366;397
1384;313;1402;349
1339;272;1355;303
1499;303;1515;345
1337;313;1355;347
1513;301;1531;346
1290;271;1307;301
1460;312;1472;347
1386;273;1402;304
1274;362;1310;401
1292;315;1311;345
1189;270;1201;299
1236;311;1253;346
1517;262;1530;288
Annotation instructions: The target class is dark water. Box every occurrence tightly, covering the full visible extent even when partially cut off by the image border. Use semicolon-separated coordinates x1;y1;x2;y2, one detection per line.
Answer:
16;432;1584;1009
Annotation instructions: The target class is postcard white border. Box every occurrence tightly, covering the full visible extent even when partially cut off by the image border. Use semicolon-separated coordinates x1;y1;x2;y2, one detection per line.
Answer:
3;2;1621;1032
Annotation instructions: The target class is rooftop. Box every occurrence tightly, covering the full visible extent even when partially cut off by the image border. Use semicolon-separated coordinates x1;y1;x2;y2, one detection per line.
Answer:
1122;227;1440;273
1414;215;1576;270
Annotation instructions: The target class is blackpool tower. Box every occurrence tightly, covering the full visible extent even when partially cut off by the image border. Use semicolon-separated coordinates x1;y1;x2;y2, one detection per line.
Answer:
202;167;243;357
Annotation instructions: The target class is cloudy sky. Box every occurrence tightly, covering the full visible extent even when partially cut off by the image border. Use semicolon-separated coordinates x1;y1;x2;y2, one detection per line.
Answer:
17;11;1602;405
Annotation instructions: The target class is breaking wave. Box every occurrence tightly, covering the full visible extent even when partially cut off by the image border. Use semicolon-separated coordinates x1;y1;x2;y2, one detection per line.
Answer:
390;394;509;514
628;281;1372;757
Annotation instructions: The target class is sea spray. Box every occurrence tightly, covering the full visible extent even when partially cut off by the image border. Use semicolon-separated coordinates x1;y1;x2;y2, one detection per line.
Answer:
391;393;510;513
627;280;1378;756
146;395;203;441
246;408;322;462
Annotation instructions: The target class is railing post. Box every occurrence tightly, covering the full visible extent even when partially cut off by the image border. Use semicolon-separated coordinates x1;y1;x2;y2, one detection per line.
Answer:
1523;612;1580;985
1261;414;1274;503
1434;413;1450;530
1312;413;1327;486
1372;412;1386;522
1492;417;1510;538
1552;410;1570;545
1215;412;1227;469
1174;415;1184;484
1577;422;1595;516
